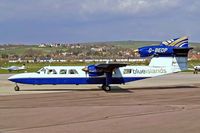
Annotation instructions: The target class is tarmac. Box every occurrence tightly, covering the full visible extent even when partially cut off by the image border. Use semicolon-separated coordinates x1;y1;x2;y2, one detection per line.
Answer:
0;73;200;133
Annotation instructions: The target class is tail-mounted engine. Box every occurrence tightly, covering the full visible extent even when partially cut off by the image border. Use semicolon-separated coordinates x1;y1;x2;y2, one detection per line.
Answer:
134;36;192;57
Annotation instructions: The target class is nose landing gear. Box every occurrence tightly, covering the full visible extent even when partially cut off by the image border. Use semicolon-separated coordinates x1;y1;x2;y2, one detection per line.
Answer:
14;84;20;91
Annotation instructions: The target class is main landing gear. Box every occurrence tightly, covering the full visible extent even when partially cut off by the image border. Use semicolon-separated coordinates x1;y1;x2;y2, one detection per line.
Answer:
194;69;198;74
101;72;112;91
14;84;20;91
101;85;111;91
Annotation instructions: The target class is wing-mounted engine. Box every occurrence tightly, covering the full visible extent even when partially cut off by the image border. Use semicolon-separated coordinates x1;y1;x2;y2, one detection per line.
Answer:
82;63;127;77
82;65;104;76
82;63;128;91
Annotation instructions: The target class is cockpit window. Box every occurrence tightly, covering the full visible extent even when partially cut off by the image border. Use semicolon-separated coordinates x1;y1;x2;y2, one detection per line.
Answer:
47;69;57;74
112;70;117;75
37;68;46;74
68;69;78;74
60;69;67;74
123;69;132;74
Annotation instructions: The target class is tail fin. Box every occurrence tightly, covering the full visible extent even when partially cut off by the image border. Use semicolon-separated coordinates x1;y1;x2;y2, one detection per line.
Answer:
149;56;188;72
149;36;191;72
161;36;188;48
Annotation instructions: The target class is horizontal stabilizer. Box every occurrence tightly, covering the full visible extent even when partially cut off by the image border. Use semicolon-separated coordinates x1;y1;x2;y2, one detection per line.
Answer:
160;36;188;48
135;36;191;57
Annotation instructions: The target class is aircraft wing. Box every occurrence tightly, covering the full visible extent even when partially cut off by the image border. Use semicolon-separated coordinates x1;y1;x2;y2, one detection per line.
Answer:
1;67;9;70
83;63;128;76
1;66;15;70
188;68;194;71
95;63;128;72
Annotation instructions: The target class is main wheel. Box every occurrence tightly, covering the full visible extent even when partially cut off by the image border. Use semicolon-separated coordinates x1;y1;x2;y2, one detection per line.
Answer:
101;85;111;91
14;86;20;91
104;86;111;91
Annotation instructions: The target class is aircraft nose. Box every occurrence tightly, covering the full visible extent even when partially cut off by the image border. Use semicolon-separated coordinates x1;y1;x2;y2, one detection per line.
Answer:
8;75;18;82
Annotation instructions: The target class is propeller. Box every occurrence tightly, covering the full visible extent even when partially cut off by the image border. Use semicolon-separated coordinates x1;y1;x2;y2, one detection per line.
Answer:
82;67;88;72
82;66;88;77
133;49;140;57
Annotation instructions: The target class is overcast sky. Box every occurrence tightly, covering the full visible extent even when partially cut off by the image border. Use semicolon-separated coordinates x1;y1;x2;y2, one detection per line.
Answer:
0;0;200;44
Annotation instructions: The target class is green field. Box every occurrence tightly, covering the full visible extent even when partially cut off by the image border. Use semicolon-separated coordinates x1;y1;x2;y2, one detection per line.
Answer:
0;61;96;74
0;45;68;56
1;41;200;56
1;40;200;74
0;60;149;74
102;40;200;49
0;60;198;74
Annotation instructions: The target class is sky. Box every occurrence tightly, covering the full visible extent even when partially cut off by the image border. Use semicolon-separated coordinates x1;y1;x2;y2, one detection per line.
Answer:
0;0;200;44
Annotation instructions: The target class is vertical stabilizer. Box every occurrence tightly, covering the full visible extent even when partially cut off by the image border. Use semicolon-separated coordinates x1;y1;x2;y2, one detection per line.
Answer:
149;56;188;73
136;36;191;73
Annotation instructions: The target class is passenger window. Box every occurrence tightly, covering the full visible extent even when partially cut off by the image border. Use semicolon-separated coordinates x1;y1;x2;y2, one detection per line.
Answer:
60;69;67;74
68;69;78;74
47;69;57;74
123;69;132;74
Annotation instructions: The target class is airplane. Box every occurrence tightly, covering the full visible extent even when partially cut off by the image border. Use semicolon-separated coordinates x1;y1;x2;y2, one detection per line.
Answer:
193;65;200;74
1;64;26;72
188;65;200;74
8;36;192;91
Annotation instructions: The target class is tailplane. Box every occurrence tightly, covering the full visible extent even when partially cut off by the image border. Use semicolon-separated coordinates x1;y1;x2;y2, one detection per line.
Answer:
136;36;192;73
160;36;188;48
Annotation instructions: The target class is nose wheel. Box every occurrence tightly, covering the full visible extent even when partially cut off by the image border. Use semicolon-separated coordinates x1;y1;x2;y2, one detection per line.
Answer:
101;85;111;91
14;84;20;91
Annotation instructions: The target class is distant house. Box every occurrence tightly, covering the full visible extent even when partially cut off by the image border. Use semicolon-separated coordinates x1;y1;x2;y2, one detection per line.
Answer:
38;44;46;48
80;58;146;63
39;57;53;63
91;47;103;52
9;58;34;63
9;58;20;63
189;54;200;60
53;58;66;62
61;52;73;56
38;57;66;62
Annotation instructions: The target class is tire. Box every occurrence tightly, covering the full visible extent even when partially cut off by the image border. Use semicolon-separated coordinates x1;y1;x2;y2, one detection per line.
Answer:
14;86;20;91
104;86;111;91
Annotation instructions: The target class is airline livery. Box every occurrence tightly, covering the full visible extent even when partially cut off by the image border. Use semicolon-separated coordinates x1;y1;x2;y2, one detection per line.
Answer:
8;36;191;91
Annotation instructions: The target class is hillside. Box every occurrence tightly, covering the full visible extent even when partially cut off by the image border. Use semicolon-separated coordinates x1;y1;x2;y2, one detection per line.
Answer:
0;40;200;58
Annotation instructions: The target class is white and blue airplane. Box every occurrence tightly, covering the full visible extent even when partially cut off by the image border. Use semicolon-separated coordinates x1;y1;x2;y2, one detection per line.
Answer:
1;64;26;72
8;36;191;91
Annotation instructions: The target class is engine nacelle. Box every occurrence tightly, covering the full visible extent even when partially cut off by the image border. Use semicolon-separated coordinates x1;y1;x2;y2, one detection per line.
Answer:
137;45;191;58
87;65;104;77
135;36;190;58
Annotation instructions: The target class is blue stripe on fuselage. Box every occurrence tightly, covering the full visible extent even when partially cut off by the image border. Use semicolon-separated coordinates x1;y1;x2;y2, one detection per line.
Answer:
9;77;149;85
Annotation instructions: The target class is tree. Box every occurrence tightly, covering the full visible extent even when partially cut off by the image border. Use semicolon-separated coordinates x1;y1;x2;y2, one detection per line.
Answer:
25;49;43;57
1;54;9;59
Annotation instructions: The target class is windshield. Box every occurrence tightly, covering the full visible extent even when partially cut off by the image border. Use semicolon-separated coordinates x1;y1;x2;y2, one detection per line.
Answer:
37;68;46;74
